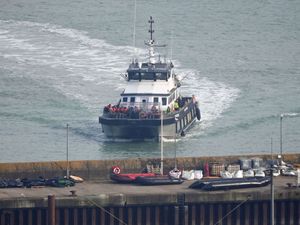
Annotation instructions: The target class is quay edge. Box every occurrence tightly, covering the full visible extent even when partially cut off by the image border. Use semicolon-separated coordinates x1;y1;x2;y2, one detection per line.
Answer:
1;178;300;209
1;153;300;224
0;153;299;181
0;177;300;225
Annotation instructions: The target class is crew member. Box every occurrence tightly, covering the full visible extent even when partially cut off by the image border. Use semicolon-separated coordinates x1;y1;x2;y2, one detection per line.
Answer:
174;100;179;111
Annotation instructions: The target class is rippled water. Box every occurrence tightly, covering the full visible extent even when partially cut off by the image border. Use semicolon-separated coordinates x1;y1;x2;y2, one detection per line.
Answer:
0;0;299;162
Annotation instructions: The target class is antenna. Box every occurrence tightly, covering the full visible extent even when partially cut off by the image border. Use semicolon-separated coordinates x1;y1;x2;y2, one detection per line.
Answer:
170;30;173;61
132;0;137;55
270;136;273;159
148;16;154;42
144;17;166;64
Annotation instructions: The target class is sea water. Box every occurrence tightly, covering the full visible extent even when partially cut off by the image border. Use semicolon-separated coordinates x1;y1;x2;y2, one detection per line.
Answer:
0;0;299;162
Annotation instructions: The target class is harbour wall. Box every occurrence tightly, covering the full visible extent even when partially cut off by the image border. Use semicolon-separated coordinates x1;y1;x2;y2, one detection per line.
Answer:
0;153;299;180
1;154;300;225
0;192;300;225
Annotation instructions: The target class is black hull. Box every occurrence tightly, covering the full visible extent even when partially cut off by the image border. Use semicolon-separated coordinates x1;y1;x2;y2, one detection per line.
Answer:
189;177;271;191
110;173;156;183
99;99;200;140
135;176;184;185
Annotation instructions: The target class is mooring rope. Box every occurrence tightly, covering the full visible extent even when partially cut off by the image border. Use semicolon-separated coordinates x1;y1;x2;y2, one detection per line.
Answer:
214;196;250;225
86;198;128;225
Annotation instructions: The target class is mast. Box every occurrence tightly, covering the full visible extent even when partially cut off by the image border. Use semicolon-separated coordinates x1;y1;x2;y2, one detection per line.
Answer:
132;0;137;55
147;16;155;64
148;16;154;43
145;16;166;64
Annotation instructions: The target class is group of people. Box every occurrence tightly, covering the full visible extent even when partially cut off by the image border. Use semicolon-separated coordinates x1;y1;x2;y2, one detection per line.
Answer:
104;104;147;119
103;96;194;118
104;104;129;114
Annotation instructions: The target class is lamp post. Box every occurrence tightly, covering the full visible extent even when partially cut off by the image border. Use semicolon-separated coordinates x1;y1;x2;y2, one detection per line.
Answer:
66;124;70;179
270;137;274;225
270;166;274;225
279;113;299;159
174;114;179;170
160;105;164;175
280;114;283;156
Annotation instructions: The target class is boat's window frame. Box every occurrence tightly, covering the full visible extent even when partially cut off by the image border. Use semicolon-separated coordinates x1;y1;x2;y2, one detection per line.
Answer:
162;97;167;106
143;72;155;80
123;97;128;102
168;92;176;104
128;71;140;80
130;97;135;103
154;97;159;103
155;72;162;78
157;72;167;80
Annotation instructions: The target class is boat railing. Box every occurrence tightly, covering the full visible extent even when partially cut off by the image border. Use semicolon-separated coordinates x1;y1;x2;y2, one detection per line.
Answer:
103;97;193;120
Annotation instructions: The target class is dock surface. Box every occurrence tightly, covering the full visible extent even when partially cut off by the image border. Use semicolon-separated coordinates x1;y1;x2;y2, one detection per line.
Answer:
1;155;300;224
1;176;299;208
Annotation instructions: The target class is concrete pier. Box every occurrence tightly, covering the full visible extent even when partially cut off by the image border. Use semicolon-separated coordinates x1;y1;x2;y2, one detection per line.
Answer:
0;153;300;225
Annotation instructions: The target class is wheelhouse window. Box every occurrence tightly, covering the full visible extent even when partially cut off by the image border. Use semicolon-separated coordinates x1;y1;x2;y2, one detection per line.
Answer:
154;97;159;103
140;72;145;80
156;73;162;80
128;72;140;80
156;72;168;80
143;72;154;80
162;97;167;106
123;97;128;102
128;70;169;81
130;97;135;103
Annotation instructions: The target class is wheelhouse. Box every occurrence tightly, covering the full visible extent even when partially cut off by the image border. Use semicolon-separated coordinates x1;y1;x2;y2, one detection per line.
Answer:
127;62;173;81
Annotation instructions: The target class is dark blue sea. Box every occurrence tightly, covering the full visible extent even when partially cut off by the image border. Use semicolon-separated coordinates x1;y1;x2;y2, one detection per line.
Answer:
0;0;299;162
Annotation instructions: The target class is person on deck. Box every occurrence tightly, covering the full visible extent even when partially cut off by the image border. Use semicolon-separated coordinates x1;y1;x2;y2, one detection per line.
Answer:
174;100;179;111
192;95;197;103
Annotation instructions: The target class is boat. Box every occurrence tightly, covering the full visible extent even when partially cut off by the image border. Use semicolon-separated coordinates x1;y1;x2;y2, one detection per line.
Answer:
110;173;157;183
69;175;84;183
189;177;271;191
110;166;156;183
99;16;201;140
135;175;184;185
189;178;222;189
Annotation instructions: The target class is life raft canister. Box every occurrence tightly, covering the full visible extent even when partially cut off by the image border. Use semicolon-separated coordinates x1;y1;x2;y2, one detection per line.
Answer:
195;101;201;120
196;107;201;120
111;166;121;174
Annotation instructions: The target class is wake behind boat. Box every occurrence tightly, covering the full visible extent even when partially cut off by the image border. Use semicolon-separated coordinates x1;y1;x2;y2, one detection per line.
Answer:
99;17;201;140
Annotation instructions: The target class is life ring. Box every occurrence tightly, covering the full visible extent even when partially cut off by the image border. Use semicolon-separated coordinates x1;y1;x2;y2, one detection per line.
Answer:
139;111;147;119
111;166;121;174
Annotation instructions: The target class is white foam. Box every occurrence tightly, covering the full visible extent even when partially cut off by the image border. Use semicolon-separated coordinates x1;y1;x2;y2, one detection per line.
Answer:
0;20;240;131
176;69;240;134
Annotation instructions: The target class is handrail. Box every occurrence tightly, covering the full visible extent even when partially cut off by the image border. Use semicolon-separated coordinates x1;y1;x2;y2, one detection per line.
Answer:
102;97;193;120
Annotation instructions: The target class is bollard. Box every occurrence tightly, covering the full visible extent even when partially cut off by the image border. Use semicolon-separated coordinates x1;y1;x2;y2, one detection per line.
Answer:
48;195;55;225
